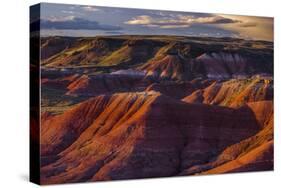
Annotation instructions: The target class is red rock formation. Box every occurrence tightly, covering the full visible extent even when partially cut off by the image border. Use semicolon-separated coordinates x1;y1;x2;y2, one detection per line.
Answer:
38;36;274;185
66;74;150;97
146;82;196;99
41;74;80;90
183;78;273;108
179;101;273;175
140;55;187;80
40;92;272;184
145;79;215;100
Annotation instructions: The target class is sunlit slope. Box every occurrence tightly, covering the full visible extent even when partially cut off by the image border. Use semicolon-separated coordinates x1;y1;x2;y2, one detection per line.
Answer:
40;92;272;184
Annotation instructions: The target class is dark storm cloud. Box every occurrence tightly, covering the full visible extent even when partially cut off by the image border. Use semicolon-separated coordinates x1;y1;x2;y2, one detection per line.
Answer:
39;17;122;31
210;18;240;24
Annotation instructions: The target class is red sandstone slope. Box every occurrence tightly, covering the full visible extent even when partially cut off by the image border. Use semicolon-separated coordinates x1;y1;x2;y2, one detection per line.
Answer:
41;74;80;90
40;92;272;184
183;78;273;108
203;140;273;174
145;78;214;99
180;101;273;175
66;74;151;96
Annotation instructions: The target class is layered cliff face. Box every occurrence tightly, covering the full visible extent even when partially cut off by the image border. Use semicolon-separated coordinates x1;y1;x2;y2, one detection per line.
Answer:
196;52;247;79
39;36;273;184
195;52;273;79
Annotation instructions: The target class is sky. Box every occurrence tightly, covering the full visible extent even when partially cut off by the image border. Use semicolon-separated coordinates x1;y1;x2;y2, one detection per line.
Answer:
37;3;273;41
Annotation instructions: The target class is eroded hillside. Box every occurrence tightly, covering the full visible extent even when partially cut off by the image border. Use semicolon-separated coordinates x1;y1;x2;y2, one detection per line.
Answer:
39;36;273;184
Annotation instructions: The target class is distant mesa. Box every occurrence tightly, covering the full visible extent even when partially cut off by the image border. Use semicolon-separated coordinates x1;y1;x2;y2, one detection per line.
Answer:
41;36;273;81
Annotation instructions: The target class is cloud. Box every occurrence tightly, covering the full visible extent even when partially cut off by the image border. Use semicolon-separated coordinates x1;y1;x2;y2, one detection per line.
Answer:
46;15;76;22
178;15;239;24
81;6;100;12
40;16;122;31
125;15;152;25
61;9;84;16
125;14;240;29
215;15;272;41
238;22;257;28
125;15;190;28
61;10;75;14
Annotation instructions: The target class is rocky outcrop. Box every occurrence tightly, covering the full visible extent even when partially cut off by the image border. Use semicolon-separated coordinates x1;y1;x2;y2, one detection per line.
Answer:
195;52;272;79
145;80;213;99
140;55;188;80
41;37;76;60
183;78;273;108
196;52;247;79
66;74;151;97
